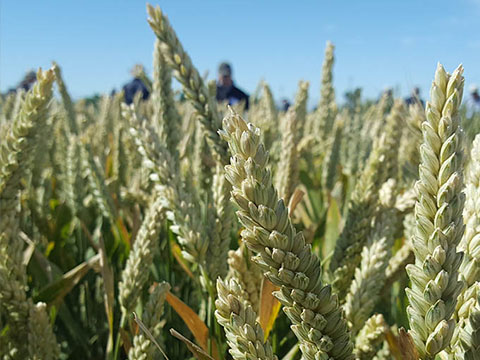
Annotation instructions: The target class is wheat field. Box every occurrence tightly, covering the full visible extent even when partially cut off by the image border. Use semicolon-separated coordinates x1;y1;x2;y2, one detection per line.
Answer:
1;4;480;360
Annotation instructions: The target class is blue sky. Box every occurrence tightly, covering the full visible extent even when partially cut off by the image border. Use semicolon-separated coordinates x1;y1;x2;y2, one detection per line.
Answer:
1;0;479;107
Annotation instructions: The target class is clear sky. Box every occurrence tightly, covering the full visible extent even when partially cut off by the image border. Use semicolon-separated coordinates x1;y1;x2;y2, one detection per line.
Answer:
1;0;479;107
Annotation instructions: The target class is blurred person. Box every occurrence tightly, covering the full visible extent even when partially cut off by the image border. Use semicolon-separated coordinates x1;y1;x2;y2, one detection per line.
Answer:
216;62;249;109
466;84;480;117
376;88;394;107
122;64;150;105
7;70;36;94
281;98;291;111
378;88;393;101
405;87;424;107
344;88;362;111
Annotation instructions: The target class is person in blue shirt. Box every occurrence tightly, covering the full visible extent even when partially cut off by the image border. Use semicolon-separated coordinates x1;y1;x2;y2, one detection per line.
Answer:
7;70;36;94
122;65;150;105
216;62;249;109
405;87;424;107
466;85;480;118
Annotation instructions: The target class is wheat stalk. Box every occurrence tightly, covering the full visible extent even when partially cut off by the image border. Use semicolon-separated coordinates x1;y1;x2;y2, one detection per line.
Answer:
0;68;59;359
354;314;388;360
215;278;277;360
406;63;465;359
220;109;354;360
146;4;228;166
128;282;170;360
119;197;166;315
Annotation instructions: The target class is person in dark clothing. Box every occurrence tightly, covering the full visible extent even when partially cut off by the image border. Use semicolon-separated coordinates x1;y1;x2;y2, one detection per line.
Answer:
123;78;149;104
405;87;424;107
466;85;480;117
122;65;150;105
7;70;36;94
216;62;249;109
18;71;37;92
281;98;291;111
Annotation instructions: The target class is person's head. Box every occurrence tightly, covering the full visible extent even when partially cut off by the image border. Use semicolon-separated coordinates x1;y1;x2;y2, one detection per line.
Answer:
413;87;420;97
218;62;233;87
18;70;36;91
130;64;145;78
470;84;479;99
21;70;36;85
25;70;36;81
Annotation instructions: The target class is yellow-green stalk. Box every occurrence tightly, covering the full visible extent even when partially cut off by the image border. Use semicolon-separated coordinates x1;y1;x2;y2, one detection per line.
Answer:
215;278;278;360
128;282;170;360
314;41;336;142
406;64;465;359
220;110;354;360
0;68;59;359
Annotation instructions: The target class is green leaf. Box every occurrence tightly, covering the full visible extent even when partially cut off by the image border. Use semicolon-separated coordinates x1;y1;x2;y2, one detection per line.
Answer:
281;343;299;360
98;228;115;359
132;313;169;359
169;329;215;360
323;197;341;259
34;254;101;306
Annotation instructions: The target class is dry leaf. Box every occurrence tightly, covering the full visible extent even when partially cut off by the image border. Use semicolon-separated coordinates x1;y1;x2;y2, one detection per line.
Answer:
385;327;419;360
170;240;194;279
259;278;281;340
288;188;304;214
119;328;132;356
397;328;419;360
165;292;219;358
